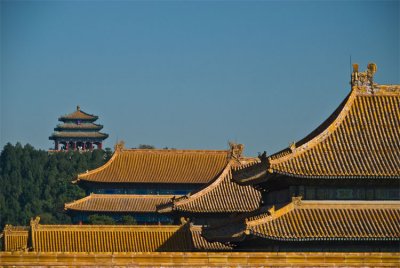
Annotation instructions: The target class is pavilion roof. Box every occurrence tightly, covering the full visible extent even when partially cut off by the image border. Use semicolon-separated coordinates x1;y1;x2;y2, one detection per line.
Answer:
58;106;98;121
158;160;262;213
236;83;400;184
65;194;178;213
204;198;400;243
55;123;103;131
75;147;231;184
49;131;109;139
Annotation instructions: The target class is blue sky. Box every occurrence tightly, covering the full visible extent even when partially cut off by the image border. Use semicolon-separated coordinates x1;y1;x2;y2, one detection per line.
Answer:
1;0;399;156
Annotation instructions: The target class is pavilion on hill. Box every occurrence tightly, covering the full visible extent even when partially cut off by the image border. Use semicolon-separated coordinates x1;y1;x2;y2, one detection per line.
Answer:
49;106;108;151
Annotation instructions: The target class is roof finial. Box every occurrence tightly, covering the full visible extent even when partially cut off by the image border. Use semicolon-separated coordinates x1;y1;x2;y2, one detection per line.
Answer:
77;105;80;111
351;62;377;89
114;140;125;152
229;142;244;159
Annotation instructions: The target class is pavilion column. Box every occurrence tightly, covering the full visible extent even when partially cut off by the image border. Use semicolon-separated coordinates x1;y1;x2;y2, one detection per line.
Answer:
66;142;69;150
83;142;86;151
55;141;59;150
90;142;93;150
73;142;77;150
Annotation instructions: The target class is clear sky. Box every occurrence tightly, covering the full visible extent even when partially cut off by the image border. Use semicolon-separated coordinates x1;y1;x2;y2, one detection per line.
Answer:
1;0;399;156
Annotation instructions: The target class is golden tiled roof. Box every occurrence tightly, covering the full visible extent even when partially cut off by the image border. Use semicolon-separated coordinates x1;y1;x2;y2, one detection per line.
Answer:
29;220;193;252
189;226;232;251
269;84;400;178
59;106;98;121
159;160;262;213
2;225;29;251
204;198;400;243
65;194;179;212
247;198;400;241
76;149;230;184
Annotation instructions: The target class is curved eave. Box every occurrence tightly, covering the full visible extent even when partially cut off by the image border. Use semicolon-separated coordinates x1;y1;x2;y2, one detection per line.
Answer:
164;160;262;214
157;164;233;213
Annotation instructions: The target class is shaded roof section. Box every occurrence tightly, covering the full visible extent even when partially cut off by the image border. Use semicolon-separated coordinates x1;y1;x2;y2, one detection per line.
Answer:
58;106;99;122
65;194;179;213
75;147;230;184
236;83;400;184
3;218;231;252
49;131;109;139
205;198;400;243
55;123;103;131
189;225;233;251
159;160;262;213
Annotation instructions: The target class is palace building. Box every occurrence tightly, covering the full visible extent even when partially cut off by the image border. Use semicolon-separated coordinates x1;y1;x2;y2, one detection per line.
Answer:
201;63;400;251
2;63;399;256
49;106;108;151
64;142;259;224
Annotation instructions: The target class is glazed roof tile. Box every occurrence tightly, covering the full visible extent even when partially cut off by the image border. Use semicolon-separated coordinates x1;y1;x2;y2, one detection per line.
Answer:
76;149;230;184
2;226;29;251
247;198;400;241
159;160;262;213
55;123;103;130
236;84;400;183
206;198;400;242
65;194;178;213
29;222;193;252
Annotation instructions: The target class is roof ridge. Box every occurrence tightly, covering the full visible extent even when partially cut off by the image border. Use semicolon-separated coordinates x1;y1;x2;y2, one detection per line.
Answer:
75;148;121;182
167;162;233;208
121;149;230;154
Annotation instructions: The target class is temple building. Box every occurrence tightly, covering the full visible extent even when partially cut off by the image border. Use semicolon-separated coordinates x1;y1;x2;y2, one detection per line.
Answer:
49;106;108;151
201;63;400;251
65;142;258;224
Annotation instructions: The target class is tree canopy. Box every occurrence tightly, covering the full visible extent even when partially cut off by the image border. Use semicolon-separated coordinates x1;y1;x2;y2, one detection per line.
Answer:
0;143;112;230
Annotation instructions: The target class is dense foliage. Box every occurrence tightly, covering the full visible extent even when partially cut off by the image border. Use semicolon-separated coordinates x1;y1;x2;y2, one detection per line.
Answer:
0;143;112;230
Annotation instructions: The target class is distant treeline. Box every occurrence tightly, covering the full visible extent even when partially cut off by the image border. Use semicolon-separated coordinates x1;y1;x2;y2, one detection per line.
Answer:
0;143;113;231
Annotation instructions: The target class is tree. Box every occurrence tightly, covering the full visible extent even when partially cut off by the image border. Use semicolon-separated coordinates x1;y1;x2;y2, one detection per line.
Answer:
0;143;108;229
138;144;155;149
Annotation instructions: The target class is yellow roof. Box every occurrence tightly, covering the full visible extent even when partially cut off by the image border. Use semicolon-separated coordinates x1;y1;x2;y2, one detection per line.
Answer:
59;106;98;121
160;160;262;213
30;221;193;252
65;194;179;212
268;84;400;178
204;198;400;242
3;218;231;252
235;82;400;184
2;225;29;251
76;148;230;184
